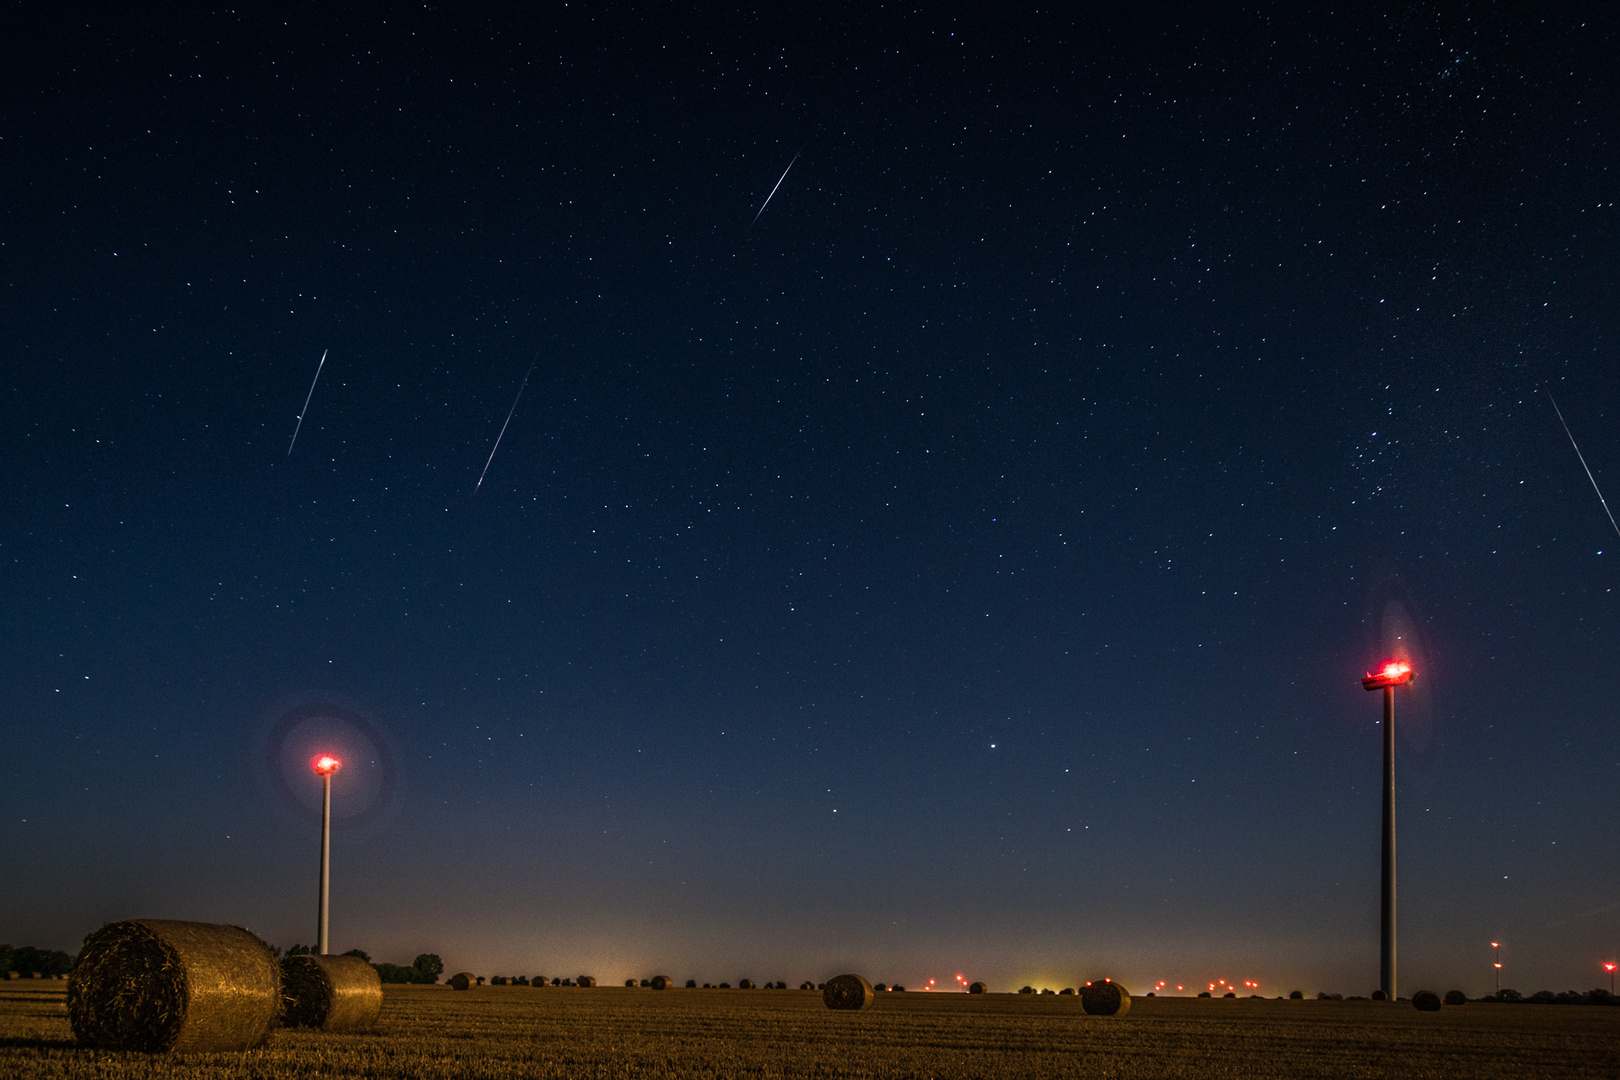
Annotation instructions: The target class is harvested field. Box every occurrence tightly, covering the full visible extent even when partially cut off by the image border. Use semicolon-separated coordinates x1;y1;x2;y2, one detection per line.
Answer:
3;981;1617;1078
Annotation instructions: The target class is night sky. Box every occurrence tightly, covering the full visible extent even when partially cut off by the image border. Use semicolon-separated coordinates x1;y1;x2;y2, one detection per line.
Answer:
4;5;1617;997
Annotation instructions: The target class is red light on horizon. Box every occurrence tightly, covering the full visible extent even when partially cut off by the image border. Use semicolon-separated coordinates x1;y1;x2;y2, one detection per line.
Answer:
312;754;341;775
1605;963;1617;973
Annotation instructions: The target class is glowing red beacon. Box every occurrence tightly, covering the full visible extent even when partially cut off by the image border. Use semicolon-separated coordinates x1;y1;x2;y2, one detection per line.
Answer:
1361;661;1414;691
312;754;342;776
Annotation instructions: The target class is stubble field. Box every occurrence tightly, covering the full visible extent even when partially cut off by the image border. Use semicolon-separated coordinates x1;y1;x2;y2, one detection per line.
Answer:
2;982;1617;1079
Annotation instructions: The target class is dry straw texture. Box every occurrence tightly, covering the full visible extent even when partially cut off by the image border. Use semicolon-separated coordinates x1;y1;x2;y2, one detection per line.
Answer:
280;954;383;1032
822;974;874;1011
1412;990;1442;1012
67;919;280;1053
1080;980;1131;1017
447;972;474;991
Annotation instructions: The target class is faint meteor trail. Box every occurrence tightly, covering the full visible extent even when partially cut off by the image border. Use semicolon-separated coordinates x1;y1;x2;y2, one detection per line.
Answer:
1545;383;1620;540
286;348;328;457
475;357;537;493
748;145;804;230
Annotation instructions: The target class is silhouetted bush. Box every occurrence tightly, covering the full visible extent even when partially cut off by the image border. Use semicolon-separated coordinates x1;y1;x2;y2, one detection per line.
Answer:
2;945;74;978
1198;991;1211;998
686;979;697;988
1496;988;1522;1002
1289;990;1304;1000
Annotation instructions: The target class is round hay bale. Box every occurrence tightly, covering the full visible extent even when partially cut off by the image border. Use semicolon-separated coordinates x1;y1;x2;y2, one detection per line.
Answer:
738;978;756;990
650;975;674;990
1443;990;1466;1006
625;979;638;987
68;919;281;1053
1080;980;1131;1017
448;972;474;991
576;975;596;988
280;954;381;1032
822;973;874;1010
1412;990;1442;1012
969;981;987;994
800;981;815;990
532;976;549;987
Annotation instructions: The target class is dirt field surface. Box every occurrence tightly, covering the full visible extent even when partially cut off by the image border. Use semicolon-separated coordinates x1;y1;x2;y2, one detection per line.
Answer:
2;982;1617;1079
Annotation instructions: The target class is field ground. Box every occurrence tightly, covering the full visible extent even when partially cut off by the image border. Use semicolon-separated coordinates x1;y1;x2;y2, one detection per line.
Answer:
2;982;1617;1079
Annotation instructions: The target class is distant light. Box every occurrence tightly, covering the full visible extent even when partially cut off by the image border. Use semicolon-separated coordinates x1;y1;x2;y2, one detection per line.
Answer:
312;754;341;775
1605;963;1616;973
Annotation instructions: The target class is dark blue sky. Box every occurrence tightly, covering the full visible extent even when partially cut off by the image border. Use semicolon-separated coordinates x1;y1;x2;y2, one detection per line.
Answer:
3;4;1617;995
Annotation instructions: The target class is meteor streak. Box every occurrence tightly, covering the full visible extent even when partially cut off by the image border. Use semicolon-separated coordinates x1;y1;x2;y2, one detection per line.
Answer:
286;348;328;457
1545;384;1620;541
475;357;537;493
749;145;804;230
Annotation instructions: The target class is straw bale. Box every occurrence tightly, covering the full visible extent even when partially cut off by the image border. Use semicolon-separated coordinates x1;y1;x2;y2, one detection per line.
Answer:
1443;990;1466;1006
650;975;674;990
822;973;874;1010
1412;990;1442;1012
531;976;549;987
738;978;755;989
576;975;596;987
280;954;382;1032
1080;979;1131;1017
448;972;474;991
68;919;280;1053
968;981;986;994
800;981;815;990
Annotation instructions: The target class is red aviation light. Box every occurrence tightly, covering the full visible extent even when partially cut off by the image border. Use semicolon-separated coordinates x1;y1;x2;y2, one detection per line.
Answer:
312;754;342;775
1361;661;1414;690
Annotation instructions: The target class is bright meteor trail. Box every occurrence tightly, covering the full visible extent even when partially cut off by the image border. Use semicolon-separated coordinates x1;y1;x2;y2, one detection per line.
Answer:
749;146;803;230
286;348;327;457
475;357;537;493
1545;384;1620;541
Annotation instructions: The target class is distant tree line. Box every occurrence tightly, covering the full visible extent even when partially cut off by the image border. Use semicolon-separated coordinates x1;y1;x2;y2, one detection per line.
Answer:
277;945;443;984
0;944;74;977
1485;988;1616;1006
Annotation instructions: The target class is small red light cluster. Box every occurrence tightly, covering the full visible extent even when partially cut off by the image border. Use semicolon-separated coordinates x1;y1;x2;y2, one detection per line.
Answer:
312;754;342;775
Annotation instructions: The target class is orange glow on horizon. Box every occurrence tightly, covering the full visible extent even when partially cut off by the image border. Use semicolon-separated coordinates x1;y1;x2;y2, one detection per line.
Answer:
312;754;341;775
